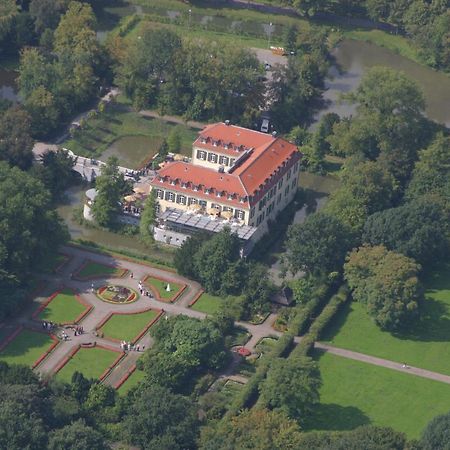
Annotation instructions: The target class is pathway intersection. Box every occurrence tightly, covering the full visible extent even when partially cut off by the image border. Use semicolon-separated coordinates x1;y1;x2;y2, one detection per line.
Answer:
2;245;450;389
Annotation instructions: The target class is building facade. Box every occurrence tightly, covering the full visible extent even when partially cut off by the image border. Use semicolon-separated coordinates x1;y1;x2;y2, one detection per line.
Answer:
150;122;301;251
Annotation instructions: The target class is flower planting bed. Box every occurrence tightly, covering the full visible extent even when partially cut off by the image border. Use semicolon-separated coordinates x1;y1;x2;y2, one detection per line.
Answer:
0;327;59;368
97;285;138;304
54;343;124;383
97;308;163;343
34;288;92;325
73;260;129;281
143;275;186;303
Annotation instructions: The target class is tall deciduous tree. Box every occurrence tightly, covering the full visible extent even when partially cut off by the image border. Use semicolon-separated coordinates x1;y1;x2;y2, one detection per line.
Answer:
420;411;450;450
91;156;130;228
122;384;199;450
344;245;422;331
286;212;357;275
47;420;109;450
0;107;34;169
139;190;156;244
259;356;321;421
200;408;303;450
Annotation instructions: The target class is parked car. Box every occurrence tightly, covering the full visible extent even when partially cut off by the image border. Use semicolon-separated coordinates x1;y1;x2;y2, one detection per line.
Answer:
261;118;270;133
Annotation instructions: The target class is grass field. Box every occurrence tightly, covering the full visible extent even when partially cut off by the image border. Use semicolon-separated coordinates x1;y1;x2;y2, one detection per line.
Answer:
118;368;146;394
57;347;120;383
308;351;450;439
63;104;198;167
39;253;69;273
144;277;182;300
38;289;88;324
76;261;124;279
191;293;223;314
0;329;55;367
100;309;158;341
322;264;450;375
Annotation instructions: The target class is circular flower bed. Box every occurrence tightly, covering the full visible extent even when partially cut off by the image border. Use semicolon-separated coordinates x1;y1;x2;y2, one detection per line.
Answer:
97;285;138;304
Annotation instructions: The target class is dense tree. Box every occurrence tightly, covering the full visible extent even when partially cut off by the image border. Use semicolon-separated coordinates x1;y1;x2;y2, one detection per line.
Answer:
344;245;422;331
0;162;68;281
406;133;450;201
139;190;156;244
33;148;76;200
122;383;199;450
327;67;430;185
259;356;321;421
0;107;34;169
363;196;449;266
325;160;396;229
298;425;408;449
91;156;131;228
200;408;303;450
174;233;206;279
420;410;450;450
167;126;182;154
47;420;109;450
286;212;357;275
193;228;241;292
29;0;68;34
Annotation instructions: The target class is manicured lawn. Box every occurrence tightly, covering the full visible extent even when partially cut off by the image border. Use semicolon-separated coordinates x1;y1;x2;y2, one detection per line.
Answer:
322;264;450;375
38;289;88;324
307;351;450;439
144;277;182;300
191;293;223;314
76;261;125;279
118;368;146;395
57;347;120;383
64;104;198;167
100;309;159;342
0;329;55;367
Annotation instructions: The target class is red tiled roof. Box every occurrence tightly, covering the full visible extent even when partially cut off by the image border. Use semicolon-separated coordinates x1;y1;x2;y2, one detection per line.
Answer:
151;123;301;206
235;138;300;194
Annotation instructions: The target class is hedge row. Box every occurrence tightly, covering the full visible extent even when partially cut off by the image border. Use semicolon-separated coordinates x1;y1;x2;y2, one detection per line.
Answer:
287;283;332;336
293;285;349;357
225;334;294;417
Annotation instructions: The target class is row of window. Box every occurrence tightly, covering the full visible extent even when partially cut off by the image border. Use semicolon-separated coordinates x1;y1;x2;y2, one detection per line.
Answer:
155;189;246;220
196;150;236;167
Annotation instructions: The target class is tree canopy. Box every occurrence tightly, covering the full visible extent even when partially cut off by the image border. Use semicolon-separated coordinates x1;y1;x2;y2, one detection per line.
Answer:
286;212;357;275
344;245;423;331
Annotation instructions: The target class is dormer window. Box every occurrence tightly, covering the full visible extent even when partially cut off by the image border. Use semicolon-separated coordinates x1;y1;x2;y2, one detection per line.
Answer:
170;179;176;186
181;182;187;189
205;188;211;195
213;140;218;147
227;193;233;200
193;185;199;192
200;136;207;144
216;191;222;198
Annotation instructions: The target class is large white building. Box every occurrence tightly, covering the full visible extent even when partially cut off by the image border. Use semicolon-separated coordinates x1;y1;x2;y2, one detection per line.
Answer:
151;122;301;253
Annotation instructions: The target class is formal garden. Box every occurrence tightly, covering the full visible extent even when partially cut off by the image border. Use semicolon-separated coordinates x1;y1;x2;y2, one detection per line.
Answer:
143;276;184;302
97;285;138;304
191;293;223;315
36;288;92;325
322;264;450;375
56;346;122;383
0;329;57;368
309;351;450;439
98;309;160;342
74;260;129;280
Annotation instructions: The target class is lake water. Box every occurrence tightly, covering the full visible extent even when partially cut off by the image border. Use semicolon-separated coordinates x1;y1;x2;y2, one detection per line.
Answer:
317;39;450;127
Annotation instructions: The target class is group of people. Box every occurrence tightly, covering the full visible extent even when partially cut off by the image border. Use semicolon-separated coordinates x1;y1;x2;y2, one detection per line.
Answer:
120;341;144;352
137;279;153;298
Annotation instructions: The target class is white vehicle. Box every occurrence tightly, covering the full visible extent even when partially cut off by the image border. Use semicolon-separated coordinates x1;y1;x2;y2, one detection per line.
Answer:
261;118;270;133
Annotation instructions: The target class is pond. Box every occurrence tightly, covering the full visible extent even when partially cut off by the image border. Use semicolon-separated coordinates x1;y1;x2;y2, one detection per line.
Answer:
0;68;19;102
99;135;161;170
316;39;450;127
